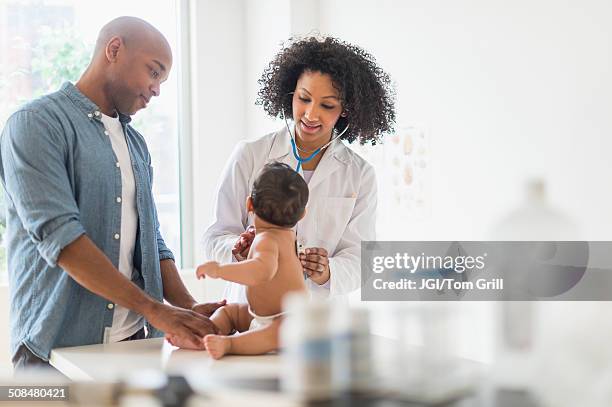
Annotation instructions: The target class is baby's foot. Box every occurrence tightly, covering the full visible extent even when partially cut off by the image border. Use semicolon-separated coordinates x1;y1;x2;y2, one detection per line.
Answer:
165;334;206;350
204;334;231;359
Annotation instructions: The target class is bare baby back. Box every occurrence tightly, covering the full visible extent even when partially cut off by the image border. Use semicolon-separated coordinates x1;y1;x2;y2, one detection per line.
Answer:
246;229;306;317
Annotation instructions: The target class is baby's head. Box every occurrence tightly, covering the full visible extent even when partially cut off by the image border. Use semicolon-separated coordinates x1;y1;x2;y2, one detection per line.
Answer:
249;162;309;228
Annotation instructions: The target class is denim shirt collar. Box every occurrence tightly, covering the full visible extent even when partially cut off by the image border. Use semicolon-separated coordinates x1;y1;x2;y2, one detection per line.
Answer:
60;82;132;124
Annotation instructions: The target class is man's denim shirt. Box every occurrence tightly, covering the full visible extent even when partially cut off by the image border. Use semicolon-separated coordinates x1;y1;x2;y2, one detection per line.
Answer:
0;82;174;360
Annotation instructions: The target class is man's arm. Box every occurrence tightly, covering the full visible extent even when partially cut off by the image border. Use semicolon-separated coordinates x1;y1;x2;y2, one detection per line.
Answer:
58;236;218;343
58;235;158;315
160;259;196;309
197;237;279;286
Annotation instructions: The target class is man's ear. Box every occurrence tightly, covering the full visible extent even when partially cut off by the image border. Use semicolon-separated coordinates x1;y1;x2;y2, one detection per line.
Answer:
106;36;122;62
246;196;254;213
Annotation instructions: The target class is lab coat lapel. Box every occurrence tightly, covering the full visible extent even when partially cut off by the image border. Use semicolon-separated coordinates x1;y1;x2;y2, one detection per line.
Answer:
267;127;303;176
308;139;349;191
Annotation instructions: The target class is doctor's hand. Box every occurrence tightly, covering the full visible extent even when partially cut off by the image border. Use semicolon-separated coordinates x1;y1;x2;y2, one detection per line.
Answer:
300;248;330;285
232;226;256;261
196;261;221;279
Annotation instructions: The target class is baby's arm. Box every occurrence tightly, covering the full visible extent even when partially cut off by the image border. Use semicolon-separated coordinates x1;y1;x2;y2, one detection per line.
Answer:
196;236;279;286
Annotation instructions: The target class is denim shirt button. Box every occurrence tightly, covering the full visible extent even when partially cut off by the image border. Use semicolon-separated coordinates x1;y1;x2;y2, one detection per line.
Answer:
107;303;114;310
114;233;120;240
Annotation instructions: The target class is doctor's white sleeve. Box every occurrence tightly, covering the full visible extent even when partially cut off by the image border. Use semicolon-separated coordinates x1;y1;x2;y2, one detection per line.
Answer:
320;164;377;297
202;141;253;264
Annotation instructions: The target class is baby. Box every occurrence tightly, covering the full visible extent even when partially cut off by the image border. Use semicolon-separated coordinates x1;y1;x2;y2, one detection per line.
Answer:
171;162;309;358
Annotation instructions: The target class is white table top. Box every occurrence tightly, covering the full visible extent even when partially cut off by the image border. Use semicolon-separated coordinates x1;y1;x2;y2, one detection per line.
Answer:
50;338;298;406
49;335;484;406
50;337;280;382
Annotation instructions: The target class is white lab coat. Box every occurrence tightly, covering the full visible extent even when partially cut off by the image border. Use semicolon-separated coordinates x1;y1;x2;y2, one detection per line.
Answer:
202;128;377;303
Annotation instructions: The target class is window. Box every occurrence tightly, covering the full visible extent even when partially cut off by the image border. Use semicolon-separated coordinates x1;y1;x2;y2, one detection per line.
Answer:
0;1;183;281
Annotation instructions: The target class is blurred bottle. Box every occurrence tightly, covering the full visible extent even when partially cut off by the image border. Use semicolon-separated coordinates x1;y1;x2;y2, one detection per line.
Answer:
280;293;333;401
331;306;373;396
488;178;580;395
492;179;579;242
393;304;476;404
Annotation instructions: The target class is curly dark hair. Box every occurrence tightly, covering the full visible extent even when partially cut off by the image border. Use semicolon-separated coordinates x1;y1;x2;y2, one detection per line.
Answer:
250;162;309;228
256;36;396;145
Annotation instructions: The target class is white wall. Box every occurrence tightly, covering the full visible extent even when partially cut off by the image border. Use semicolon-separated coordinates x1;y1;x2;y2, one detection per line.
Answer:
244;0;292;139
187;0;248;300
315;0;612;363
318;0;612;241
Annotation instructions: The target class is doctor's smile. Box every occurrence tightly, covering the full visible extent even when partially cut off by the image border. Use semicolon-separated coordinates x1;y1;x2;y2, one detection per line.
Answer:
298;119;322;134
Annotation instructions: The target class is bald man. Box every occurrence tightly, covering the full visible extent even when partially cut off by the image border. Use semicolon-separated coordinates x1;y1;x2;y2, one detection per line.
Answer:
0;17;222;371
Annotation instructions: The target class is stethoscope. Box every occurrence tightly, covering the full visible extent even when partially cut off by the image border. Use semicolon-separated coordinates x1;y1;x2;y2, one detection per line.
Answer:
281;107;349;173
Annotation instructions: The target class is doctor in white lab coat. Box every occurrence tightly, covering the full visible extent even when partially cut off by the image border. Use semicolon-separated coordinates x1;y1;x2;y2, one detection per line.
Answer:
203;127;376;303
202;36;395;304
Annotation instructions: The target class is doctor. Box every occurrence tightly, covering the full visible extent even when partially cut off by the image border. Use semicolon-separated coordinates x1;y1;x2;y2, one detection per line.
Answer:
203;36;396;302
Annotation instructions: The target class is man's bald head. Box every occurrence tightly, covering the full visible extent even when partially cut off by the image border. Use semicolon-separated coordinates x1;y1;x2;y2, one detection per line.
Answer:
93;16;171;60
86;16;172;116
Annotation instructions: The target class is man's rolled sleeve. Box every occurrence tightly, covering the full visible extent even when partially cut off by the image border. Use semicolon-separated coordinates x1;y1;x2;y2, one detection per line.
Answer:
0;110;86;267
36;220;85;267
157;231;175;262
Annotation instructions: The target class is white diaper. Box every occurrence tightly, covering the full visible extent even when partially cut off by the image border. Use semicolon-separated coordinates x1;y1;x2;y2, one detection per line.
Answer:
248;306;285;331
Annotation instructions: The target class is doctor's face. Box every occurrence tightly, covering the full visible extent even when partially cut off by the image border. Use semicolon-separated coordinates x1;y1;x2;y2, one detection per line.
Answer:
292;70;343;147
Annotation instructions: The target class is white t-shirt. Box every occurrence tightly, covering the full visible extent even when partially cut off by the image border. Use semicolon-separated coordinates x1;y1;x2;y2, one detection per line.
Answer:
100;113;144;342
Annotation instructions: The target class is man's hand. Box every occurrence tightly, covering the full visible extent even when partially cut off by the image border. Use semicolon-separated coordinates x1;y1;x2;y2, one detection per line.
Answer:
144;302;217;349
164;301;226;350
196;261;221;279
232;226;255;261
300;247;330;285
191;299;226;318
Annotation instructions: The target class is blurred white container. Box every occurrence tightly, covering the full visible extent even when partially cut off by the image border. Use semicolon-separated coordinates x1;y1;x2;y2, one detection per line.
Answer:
331;306;373;395
489;178;583;400
392;303;476;403
280;293;333;400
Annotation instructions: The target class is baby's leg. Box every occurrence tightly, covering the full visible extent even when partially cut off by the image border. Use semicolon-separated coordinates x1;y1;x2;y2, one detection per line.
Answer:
209;303;249;335
204;317;281;359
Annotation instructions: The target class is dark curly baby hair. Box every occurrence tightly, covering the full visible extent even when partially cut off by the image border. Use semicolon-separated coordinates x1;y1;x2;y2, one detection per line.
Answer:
256;36;396;145
250;162;309;228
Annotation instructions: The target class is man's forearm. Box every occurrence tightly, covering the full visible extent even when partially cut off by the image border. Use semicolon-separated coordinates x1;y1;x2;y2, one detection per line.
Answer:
160;259;196;309
57;235;157;316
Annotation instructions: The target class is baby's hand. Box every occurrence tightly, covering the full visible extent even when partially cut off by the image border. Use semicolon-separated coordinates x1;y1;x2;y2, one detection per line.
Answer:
196;261;221;279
